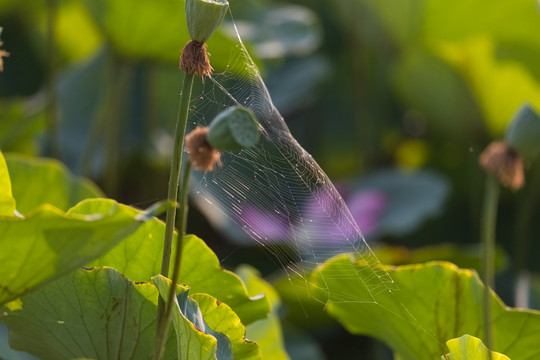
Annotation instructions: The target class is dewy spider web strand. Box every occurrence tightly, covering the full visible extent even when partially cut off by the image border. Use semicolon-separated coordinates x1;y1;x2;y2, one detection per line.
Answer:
187;16;398;305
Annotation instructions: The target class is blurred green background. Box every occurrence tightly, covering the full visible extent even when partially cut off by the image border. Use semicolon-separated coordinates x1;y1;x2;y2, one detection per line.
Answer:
1;0;540;358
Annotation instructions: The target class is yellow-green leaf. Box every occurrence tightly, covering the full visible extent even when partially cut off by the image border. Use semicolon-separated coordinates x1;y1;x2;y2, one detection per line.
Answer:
442;334;510;360
0;152;16;217
0;199;146;305
312;258;540;360
92;232;270;325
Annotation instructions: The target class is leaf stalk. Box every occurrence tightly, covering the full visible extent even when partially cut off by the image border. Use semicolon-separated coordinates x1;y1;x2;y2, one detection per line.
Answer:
480;174;500;360
154;72;195;360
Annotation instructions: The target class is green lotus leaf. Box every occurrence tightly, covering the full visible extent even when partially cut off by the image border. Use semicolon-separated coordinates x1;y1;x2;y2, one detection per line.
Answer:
192;293;261;359
0;198;148;305
338;0;540;51
152;276;223;360
0;152;16;217
92;229;270;325
437;36;540;135
0;100;44;156
0;267;176;359
337;0;540;136
5;154;102;214
180;235;270;324
442;334;510;360
236;265;289;360
311;257;540;360
392;50;483;140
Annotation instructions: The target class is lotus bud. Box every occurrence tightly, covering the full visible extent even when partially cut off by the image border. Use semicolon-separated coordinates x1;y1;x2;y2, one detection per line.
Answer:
504;103;540;160
206;107;261;151
185;0;229;44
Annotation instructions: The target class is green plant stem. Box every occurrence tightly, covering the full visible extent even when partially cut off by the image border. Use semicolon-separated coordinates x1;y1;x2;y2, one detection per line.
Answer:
153;162;192;359
480;174;500;359
513;165;540;308
80;52;114;176
46;0;59;158
514;164;540;271
153;72;195;360
177;161;191;243
80;95;108;176
103;59;132;196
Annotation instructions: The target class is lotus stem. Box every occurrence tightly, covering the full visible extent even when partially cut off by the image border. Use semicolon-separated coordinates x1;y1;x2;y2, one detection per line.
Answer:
480;174;500;360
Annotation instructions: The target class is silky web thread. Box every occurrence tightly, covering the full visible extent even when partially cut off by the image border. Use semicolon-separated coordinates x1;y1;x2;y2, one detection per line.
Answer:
186;15;445;350
185;15;401;307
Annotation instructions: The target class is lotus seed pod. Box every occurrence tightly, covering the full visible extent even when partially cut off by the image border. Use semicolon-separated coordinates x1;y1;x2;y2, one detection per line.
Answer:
185;0;229;44
504;103;540;160
479;141;524;191
185;126;221;172
0;27;8;73
207;107;261;151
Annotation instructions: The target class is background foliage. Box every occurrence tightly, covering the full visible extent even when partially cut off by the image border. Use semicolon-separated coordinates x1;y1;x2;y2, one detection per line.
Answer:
1;0;540;359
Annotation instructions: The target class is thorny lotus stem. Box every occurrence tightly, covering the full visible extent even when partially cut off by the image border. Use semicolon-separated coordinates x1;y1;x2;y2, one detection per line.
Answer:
480;174;500;360
154;71;195;360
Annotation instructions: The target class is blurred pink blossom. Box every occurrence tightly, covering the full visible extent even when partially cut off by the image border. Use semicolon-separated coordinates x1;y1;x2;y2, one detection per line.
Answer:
346;189;387;236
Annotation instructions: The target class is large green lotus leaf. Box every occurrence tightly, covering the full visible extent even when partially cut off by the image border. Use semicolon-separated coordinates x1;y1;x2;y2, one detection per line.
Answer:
192;293;261;360
442;334;510;360
272;270;333;328
89;215;167;282
0;152;16;216
421;0;540;49
392;49;484;139
5;154;102;214
312;257;540;360
55;0;103;62
437;37;540;135
236;265;289;360
181;235;270;324
333;0;540;136
152;276;221;360
341;0;540;50
92;230;270;325
0;267;176;359
79;0;235;69
0;100;44;156
0;199;145;305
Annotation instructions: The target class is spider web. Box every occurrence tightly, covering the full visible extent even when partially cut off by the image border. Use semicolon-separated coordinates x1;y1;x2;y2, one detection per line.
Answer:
186;19;398;306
